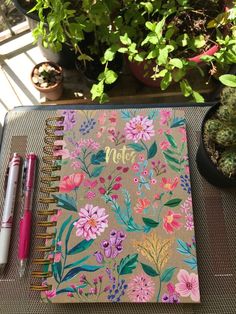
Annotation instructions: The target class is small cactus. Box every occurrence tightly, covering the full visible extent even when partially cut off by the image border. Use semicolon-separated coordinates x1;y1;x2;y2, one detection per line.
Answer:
215;127;236;147
204;119;223;140
204;87;236;179
218;150;236;178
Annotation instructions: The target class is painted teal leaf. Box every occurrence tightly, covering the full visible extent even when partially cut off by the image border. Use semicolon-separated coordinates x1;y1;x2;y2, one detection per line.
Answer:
57;215;72;242
65;220;77;253
141;263;159;277
184;258;197;270
52;194;77;212
147;141;157;159
62;265;103;282
177;239;191;255
164;133;178;148
128;143;145;152
65;255;91;269
164;198;182;207
121;110;132;120
170;117;186;128
56;284;87;295
161;267;176;282
163;152;180;164
148;110;159;120
117;254;138;275
91;150;106;165
168;162;181;173
91;165;104;177
52;261;62;283
68;239;94;255
143;217;159;228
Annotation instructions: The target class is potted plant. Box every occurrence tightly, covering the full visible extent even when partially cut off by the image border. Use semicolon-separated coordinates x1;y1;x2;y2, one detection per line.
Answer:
16;0;236;102
31;61;63;100
196;87;236;187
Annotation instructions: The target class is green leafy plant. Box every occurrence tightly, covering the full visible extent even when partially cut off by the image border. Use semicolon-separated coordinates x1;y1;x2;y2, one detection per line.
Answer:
26;0;236;102
204;86;236;178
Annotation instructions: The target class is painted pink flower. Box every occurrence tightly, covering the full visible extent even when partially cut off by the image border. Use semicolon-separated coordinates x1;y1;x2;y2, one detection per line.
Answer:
44;289;56;299
83;179;98;189
50;209;62;222
54;252;62;263
139;154;145;161
53;148;70;159
71;161;81;170
67;292;73;297
59;172;84;193
160;177;179;191
125;116;155;143
131;163;140;172
175;269;200;302
151;178;157;185
163;210;182;234
74;204;108;240
180;196;192;214
77;139;100;150
160;140;170;151
160;110;172;125
86;191;96;200
134;198;151;214
127;273;155;302
185;213;194;231
133;177;139;184
141;170;148;176
185;165;190;174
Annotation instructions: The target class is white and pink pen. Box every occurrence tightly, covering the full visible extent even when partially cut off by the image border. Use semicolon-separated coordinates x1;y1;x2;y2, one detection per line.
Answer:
18;153;37;277
0;153;21;274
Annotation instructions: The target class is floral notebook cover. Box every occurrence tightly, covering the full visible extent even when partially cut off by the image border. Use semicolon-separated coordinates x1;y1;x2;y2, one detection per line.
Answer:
41;108;200;303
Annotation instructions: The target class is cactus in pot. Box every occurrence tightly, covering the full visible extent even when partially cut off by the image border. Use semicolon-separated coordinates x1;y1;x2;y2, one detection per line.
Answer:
204;87;236;179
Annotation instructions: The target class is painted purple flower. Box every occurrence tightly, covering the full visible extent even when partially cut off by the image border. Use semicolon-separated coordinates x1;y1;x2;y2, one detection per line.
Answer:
125;115;155;143
109;229;117;245
101;240;112;258
74;204;108;240
56;110;76;134
94;251;104;264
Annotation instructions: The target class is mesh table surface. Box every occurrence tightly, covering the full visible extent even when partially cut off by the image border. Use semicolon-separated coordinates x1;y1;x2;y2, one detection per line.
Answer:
0;105;235;314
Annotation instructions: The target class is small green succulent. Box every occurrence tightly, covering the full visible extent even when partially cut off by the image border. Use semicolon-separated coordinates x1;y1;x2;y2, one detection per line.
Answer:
204;119;223;140
215;127;236;147
218;150;236;178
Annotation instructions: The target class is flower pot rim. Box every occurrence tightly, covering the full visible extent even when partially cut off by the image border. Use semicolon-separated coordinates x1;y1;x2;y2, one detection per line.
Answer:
31;61;63;91
200;103;236;184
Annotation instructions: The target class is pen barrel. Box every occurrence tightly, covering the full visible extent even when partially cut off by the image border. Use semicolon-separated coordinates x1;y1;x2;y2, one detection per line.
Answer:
18;210;32;259
0;229;12;264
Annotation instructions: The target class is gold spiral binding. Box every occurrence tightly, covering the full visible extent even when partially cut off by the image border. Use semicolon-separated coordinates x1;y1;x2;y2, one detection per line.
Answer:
31;116;64;290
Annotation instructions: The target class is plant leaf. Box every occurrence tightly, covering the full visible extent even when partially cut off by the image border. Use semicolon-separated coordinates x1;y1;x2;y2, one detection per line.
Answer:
52;261;62;283
164;132;178;148
53;194;77;212
68;239;94;255
164;198;182;207
219;74;236;87
91;166;104;177
163;151;180;164
141;263;159;277
177;239;191;255
56;285;87;295
128;143;145;152
170;117;186;128
161;267;176;282
57;215;72;242
120;110;131;120
183;257;197;270
117;254;138;275
91;150;106;165
62;265;103;282
65;255;91;269
147;141;157;159
142;217;159;228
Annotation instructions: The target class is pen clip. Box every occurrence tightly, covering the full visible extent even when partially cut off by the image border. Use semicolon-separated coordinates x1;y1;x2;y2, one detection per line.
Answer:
21;159;28;198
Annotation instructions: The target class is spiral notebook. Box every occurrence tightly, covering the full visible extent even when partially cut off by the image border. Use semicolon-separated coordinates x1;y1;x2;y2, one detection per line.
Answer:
32;108;200;303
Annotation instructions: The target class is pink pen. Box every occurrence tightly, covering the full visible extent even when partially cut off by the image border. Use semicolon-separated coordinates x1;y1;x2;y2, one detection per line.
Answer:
18;153;37;277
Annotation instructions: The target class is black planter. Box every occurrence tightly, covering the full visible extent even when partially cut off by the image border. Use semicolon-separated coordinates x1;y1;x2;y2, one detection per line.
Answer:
196;104;236;188
76;52;123;90
13;0;77;69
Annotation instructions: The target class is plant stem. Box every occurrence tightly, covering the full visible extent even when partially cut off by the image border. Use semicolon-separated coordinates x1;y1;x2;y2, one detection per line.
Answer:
157;278;162;302
140;140;149;155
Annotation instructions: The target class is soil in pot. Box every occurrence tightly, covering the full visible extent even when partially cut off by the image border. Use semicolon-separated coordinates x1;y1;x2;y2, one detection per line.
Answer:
31;62;63;100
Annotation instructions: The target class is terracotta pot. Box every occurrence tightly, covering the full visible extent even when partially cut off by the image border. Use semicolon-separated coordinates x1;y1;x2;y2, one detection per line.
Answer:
31;62;63;100
127;43;219;88
196;104;236;188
